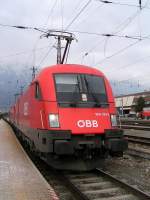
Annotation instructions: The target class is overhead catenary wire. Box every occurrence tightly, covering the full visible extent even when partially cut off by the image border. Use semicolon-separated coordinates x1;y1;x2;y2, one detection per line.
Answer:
0;21;149;68
72;2;104;30
25;0;59;69
68;30;150;40
4;22;146;41
0;1;149;70
65;0;92;30
79;6;138;62
60;0;64;31
0;20;149;60
34;0;59;67
38;45;55;66
95;40;141;65
0;45;50;62
73;0;85;13
34;0;89;65
43;0;58;27
103;49;150;74
79;8;142;63
92;0;150;65
0;0;92;66
31;0;92;64
97;0;150;9
80;0;149;64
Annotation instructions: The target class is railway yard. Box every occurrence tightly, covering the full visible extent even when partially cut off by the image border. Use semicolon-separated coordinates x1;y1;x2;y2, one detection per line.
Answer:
0;117;150;200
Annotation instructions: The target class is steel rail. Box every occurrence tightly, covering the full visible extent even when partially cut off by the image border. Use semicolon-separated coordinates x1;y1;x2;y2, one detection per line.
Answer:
120;119;150;130
120;118;150;125
127;148;150;160
122;124;150;130
125;135;150;145
95;168;150;200
58;172;90;200
124;134;150;160
59;168;150;200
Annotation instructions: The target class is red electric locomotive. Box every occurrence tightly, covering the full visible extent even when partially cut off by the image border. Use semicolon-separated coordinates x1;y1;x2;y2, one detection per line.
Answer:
9;64;127;170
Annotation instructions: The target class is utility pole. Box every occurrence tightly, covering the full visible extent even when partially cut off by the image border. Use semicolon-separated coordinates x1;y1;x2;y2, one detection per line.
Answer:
14;93;20;102
20;86;24;95
121;98;124;116
30;66;37;80
137;80;140;88
139;0;142;9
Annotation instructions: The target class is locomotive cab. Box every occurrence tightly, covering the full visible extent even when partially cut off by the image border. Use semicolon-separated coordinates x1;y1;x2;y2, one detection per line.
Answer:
49;72;127;159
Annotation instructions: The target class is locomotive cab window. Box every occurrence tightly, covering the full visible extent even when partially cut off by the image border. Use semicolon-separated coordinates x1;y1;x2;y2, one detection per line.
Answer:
55;74;80;92
35;82;41;100
54;73;108;108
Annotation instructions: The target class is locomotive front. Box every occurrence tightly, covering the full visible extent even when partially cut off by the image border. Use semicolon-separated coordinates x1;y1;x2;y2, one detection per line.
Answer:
40;65;127;170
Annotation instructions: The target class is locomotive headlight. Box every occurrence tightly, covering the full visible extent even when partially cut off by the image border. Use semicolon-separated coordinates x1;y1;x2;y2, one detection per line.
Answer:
49;114;60;128
111;114;117;127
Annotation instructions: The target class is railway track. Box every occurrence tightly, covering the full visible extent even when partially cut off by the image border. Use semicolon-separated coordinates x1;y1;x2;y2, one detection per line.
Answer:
60;169;150;200
125;134;150;146
126;148;150;160
124;133;150;160
119;119;150;160
28;151;150;200
120;118;150;130
122;124;150;130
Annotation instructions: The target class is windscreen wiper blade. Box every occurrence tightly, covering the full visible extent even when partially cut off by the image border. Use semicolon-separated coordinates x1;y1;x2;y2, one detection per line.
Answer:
93;101;108;107
99;102;109;105
69;76;81;107
83;76;100;105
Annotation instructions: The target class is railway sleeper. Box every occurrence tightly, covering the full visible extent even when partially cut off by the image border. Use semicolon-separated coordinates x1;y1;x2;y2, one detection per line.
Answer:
71;177;104;183
84;187;124;197
77;181;114;190
93;194;136;200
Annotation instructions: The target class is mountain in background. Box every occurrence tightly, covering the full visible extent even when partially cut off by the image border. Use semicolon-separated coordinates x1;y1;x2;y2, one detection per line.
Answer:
0;65;32;111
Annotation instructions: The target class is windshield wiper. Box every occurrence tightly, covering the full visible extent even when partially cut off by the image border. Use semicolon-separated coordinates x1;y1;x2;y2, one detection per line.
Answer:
83;76;101;107
69;77;81;107
83;77;109;108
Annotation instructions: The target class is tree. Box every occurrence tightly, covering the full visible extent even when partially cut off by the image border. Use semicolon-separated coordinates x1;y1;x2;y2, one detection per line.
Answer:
135;96;145;113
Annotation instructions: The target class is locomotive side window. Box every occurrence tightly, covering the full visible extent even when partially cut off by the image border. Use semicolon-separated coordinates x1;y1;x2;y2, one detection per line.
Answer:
35;82;41;100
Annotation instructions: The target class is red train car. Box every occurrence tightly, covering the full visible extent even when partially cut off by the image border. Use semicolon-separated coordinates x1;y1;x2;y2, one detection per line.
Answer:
140;107;150;119
9;64;127;170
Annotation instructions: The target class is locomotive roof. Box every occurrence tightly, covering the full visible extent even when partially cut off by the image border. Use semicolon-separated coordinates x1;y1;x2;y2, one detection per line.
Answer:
35;64;104;81
11;63;113;108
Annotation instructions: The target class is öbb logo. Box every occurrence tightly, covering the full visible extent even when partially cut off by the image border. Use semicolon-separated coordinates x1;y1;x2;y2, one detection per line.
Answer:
77;120;98;128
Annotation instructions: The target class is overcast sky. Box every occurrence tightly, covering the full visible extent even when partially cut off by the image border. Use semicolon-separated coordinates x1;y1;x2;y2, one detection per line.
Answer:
0;0;150;94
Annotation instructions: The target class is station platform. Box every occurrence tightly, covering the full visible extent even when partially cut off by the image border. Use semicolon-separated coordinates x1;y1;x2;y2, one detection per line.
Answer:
0;120;59;200
124;129;150;138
